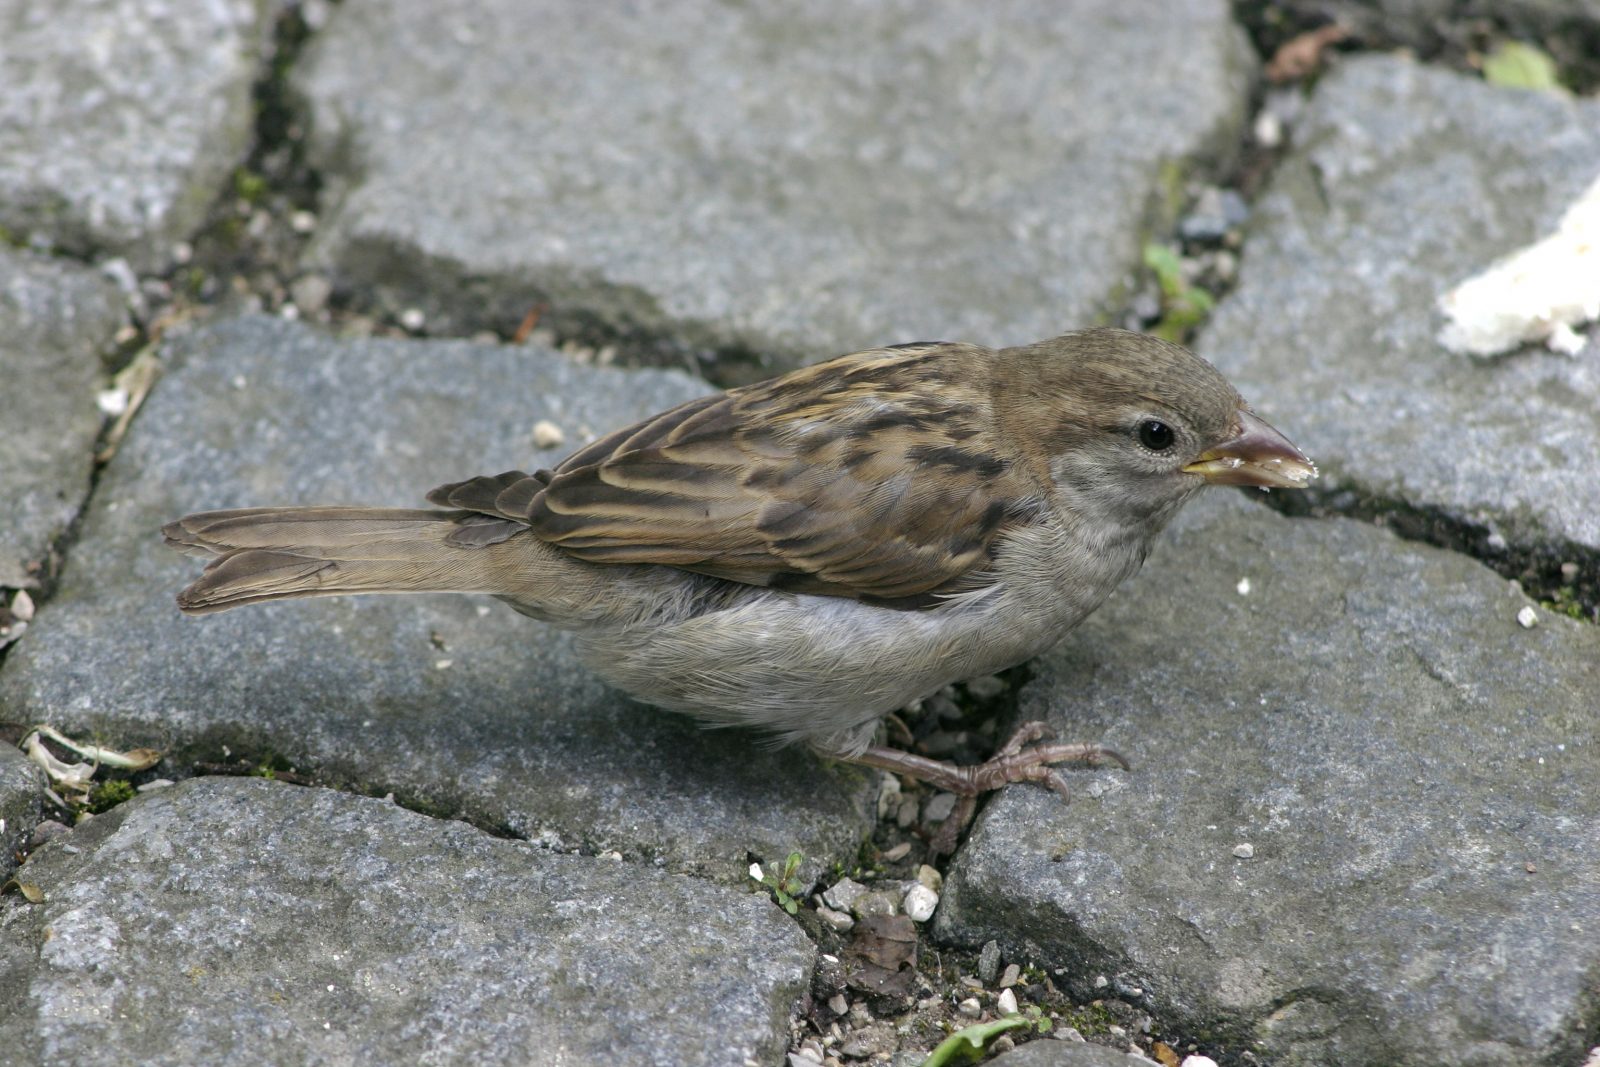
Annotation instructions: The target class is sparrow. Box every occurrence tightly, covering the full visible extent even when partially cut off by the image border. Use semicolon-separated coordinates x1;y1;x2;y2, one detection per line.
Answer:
164;328;1315;802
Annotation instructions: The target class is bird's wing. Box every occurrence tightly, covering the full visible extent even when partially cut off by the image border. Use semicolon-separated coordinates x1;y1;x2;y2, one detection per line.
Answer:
434;343;1045;607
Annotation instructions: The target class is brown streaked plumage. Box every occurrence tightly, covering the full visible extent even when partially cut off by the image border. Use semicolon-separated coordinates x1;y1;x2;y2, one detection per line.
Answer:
164;328;1316;813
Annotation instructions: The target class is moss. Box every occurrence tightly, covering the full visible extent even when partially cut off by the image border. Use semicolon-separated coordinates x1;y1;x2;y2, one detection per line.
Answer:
87;778;137;813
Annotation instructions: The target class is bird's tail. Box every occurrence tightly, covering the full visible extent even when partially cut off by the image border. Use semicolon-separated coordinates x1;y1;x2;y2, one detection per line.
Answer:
163;507;522;615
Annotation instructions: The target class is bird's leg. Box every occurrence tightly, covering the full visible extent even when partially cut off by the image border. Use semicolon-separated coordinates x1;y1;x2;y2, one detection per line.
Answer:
847;721;1130;800
847;722;1129;856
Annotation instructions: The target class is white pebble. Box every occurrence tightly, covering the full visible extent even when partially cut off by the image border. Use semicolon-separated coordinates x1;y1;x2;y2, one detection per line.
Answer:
1253;110;1283;148
903;883;939;922
10;590;34;621
957;997;982;1018
399;307;426;331
1517;606;1539;629
996;988;1019;1015
748;862;764;882
1236;576;1251;596
1233;843;1255;859
290;210;318;234
96;389;129;416
1180;1057;1221;1067
532;419;566;449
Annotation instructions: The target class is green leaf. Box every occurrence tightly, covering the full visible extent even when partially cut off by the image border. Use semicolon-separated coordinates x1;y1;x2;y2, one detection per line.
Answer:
920;1016;1033;1067
1483;41;1562;91
1142;243;1186;299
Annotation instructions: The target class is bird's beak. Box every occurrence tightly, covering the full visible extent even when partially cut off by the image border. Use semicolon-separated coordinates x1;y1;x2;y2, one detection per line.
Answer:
1184;410;1318;489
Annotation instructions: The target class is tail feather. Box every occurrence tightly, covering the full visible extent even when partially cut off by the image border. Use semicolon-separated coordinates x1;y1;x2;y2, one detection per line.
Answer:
163;506;511;615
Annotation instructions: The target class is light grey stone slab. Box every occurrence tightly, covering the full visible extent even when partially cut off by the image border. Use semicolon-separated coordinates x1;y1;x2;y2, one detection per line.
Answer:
1202;56;1600;577
936;493;1600;1067
295;0;1252;373
0;247;126;589
0;776;813;1067
0;0;274;270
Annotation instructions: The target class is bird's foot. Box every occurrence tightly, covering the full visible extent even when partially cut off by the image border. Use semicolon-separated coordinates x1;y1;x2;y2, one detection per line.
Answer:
847;721;1130;855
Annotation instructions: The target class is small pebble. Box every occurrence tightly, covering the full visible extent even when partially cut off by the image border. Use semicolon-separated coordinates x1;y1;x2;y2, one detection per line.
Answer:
903;884;938;922
915;864;942;893
1233;843;1255;859
1055;1026;1086;1043
532;419;566;449
827;994;848;1016
1236;576;1251;596
851;890;898;919
136;778;175;792
922;793;958;824
1560;561;1579;581
1517;606;1538;629
97;388;129;416
1253;109;1283;148
1094;975;1109;989
964;674;1005;698
290;274;332;315
171;240;193;264
876;775;902;820
290;209;318;233
978;940;1002;984
880;841;911;863
816;905;854;932
1180;1057;1220;1067
28;820;70;848
999;964;1020;988
957;997;982;1018
895;794;919;829
996;988;1019;1015
399;307;426;332
12;590;35;622
821;877;867;913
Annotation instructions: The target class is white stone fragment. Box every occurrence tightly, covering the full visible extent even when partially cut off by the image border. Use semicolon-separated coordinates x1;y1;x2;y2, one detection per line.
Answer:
996;988;1019;1015
1232;842;1255;859
532;418;566;449
1517;606;1539;629
1438;172;1600;357
903;883;939;922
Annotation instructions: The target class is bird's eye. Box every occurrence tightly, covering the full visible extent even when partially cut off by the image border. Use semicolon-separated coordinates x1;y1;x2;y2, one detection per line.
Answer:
1137;420;1175;451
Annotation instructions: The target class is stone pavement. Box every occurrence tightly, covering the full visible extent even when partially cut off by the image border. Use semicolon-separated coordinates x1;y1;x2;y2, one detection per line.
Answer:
2;3;1598;1065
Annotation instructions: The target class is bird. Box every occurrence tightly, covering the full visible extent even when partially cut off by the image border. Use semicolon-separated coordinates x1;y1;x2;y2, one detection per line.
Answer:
164;328;1315;806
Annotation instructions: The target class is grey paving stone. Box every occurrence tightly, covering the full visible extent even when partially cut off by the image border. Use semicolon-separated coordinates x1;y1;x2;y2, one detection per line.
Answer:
295;0;1251;373
0;744;44;882
1202;56;1600;572
934;493;1600;1067
0;315;875;885
0;776;813;1067
0;247;126;589
0;0;274;270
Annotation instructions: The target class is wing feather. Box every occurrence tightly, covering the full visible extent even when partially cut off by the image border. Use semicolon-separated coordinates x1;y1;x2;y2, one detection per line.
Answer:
509;342;1044;604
